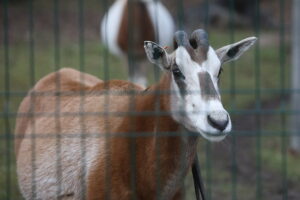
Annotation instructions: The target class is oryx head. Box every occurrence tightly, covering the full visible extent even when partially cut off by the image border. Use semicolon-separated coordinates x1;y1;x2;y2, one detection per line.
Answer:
144;29;257;142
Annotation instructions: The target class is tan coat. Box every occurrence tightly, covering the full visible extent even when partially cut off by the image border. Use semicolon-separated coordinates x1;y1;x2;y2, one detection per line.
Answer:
15;68;198;200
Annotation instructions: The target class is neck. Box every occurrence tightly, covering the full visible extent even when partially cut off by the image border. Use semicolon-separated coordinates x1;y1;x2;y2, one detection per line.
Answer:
89;74;199;199
123;74;199;199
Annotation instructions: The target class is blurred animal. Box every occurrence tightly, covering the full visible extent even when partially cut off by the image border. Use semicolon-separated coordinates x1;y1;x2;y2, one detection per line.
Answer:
15;29;256;200
101;0;175;87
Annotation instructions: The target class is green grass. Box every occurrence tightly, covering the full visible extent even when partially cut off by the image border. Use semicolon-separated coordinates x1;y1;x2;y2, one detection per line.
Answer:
0;24;294;199
261;136;300;182
260;114;300;183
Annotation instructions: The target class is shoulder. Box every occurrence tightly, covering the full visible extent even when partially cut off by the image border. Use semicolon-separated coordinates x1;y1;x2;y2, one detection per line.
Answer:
33;68;102;92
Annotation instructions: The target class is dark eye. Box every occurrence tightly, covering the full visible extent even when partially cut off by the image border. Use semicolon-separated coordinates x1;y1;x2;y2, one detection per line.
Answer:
172;68;185;80
217;68;223;78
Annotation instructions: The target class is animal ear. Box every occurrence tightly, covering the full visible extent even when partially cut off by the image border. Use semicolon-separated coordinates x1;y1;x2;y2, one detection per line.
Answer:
144;41;170;70
216;37;257;64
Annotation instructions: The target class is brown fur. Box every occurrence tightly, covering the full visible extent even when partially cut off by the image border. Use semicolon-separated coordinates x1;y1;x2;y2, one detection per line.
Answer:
117;0;155;58
15;68;198;200
14;68;102;157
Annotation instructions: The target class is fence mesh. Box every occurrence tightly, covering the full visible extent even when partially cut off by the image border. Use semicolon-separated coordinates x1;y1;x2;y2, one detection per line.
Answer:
0;0;298;199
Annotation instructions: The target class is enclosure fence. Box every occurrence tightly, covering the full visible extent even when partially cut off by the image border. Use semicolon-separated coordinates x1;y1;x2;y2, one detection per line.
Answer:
1;0;299;200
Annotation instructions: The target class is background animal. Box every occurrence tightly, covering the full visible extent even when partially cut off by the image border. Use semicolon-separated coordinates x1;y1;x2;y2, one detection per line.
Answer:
15;29;256;200
101;0;175;87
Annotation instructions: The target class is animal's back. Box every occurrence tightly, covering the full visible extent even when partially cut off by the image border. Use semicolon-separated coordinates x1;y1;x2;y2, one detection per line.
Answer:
15;68;143;199
14;68;102;155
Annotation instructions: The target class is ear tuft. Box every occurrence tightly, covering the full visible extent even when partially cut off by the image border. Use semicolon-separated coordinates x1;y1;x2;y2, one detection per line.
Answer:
144;41;170;70
216;37;257;64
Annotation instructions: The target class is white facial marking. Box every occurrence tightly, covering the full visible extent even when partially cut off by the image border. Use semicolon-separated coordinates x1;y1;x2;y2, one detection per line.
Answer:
203;47;222;88
170;46;231;142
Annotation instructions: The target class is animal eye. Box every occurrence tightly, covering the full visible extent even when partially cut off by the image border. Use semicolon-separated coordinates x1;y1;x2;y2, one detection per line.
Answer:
172;68;185;80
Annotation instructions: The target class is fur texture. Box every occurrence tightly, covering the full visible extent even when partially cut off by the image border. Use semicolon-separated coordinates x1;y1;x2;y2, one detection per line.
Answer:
15;68;196;200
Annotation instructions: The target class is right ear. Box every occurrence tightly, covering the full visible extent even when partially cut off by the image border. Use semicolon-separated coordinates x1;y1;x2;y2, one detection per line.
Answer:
144;41;170;70
216;37;257;64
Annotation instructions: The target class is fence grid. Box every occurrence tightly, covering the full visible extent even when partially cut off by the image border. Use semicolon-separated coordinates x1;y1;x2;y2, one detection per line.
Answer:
1;0;298;200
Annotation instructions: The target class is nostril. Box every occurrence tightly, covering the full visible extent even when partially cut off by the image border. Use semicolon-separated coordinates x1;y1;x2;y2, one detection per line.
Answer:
207;114;229;131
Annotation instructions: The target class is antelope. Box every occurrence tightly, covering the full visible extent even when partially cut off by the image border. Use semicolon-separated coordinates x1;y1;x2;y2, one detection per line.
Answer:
15;29;256;200
101;0;175;87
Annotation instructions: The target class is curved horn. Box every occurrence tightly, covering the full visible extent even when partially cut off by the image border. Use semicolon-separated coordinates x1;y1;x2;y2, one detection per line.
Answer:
173;31;192;50
189;29;209;55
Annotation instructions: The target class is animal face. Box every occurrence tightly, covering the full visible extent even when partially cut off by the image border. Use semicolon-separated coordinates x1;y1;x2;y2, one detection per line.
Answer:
144;29;257;142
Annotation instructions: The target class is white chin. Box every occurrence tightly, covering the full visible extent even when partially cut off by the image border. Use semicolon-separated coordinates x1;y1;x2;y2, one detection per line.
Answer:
199;132;227;142
175;117;230;142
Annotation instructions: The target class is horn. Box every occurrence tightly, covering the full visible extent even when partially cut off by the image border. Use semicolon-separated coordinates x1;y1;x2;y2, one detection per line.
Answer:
173;31;192;50
189;29;209;53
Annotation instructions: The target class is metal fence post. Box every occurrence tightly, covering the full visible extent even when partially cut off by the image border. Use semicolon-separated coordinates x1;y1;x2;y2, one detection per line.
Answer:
290;0;300;152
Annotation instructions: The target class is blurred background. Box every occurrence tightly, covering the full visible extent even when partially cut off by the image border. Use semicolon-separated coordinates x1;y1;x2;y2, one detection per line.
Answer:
0;0;299;199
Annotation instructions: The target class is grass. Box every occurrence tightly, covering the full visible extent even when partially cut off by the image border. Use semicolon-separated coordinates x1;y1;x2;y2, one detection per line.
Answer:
261;136;300;182
260;114;300;184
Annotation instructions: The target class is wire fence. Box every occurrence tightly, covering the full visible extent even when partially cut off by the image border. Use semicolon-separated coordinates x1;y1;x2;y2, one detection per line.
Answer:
0;0;299;199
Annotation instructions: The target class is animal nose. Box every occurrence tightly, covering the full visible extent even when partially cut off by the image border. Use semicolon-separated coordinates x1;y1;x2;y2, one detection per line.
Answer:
207;112;229;131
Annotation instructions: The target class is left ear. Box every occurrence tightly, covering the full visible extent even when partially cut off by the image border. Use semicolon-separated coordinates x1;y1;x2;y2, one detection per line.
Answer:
216;37;257;64
144;41;170;70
